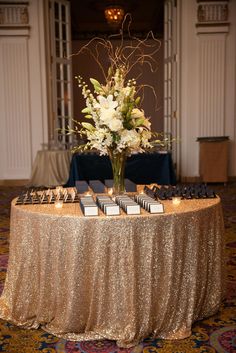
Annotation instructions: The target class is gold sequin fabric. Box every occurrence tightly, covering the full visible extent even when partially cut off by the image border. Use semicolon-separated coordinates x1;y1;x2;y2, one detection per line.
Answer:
0;196;225;348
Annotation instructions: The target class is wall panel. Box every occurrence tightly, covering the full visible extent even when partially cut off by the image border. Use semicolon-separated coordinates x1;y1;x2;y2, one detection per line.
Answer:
198;34;226;137
0;37;31;178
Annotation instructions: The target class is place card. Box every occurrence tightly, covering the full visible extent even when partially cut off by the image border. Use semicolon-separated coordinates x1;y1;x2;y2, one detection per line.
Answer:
135;194;164;213
15;194;25;205
63;193;73;203
96;195;120;216
125;203;141;214
148;202;164;213
104;179;113;188
32;192;41;204
206;189;216;198
75;180;89;193
89;180;106;193
96;195;111;208
115;195;141;215
80;196;98;216
23;191;33;204
103;203;120;216
104;179;137;192
72;193;80;203
49;191;56;204
80;204;99;216
135;194;151;207
40;191;49;204
125;179;137;192
144;185;156;198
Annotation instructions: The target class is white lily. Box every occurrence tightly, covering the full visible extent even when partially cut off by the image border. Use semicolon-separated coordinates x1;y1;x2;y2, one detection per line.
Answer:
97;95;118;110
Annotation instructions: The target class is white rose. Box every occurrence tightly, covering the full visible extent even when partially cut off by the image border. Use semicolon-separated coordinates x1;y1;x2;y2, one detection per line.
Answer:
108;118;123;132
120;130;140;149
99;108;116;124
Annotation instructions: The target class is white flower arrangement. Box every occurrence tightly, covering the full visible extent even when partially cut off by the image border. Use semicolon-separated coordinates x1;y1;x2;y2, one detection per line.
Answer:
67;15;168;156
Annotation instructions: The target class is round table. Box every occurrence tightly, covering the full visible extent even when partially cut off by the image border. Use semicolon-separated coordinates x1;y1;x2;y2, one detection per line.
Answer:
0;195;225;347
29;150;72;187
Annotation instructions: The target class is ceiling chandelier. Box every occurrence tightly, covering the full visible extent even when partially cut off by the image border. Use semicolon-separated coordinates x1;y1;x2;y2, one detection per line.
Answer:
104;5;125;28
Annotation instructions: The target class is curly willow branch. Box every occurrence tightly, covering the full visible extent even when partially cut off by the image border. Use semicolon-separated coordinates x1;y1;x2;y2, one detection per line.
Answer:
71;13;161;103
137;84;159;112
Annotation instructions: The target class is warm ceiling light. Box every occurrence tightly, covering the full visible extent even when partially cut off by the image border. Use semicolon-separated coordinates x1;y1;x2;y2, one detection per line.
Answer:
104;6;125;28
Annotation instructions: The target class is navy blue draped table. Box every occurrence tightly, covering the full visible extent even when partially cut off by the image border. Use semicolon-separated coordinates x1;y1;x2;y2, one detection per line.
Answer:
65;152;176;186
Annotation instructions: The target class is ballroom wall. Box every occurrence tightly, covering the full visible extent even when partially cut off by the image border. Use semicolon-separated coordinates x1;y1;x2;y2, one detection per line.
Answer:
0;0;48;181
0;0;236;182
179;0;236;180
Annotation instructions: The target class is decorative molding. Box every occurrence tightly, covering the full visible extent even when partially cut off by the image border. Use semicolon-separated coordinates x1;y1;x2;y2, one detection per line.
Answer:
197;3;228;23
196;23;229;34
0;27;30;36
196;1;229;34
0;3;29;27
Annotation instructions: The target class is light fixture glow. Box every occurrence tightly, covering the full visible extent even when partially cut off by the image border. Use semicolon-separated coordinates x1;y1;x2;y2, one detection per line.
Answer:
104;6;125;27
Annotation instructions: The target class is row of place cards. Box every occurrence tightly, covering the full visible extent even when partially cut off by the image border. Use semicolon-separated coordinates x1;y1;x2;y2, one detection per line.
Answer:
134;194;164;213
80;194;164;216
97;196;120;216
115;195;141;215
15;188;79;205
15;187;164;217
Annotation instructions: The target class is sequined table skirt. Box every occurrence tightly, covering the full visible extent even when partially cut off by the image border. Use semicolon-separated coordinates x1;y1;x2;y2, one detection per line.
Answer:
0;197;225;347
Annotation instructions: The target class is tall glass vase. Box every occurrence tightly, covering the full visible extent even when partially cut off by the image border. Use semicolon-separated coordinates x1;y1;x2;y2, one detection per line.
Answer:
108;150;127;195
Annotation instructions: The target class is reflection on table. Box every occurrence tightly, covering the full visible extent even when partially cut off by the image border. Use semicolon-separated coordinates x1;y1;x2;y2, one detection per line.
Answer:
29;150;72;187
0;193;224;348
66;152;176;187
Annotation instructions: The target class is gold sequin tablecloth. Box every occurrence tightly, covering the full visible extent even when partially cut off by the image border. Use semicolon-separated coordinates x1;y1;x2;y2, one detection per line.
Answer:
0;197;225;347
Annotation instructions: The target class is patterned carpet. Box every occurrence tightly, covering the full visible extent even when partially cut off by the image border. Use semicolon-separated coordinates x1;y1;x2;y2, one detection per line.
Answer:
0;184;235;353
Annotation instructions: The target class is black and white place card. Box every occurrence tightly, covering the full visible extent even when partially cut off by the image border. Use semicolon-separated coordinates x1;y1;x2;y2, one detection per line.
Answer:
80;195;99;216
115;195;141;215
96;195;120;216
152;184;216;200
135;194;164;213
15;188;81;205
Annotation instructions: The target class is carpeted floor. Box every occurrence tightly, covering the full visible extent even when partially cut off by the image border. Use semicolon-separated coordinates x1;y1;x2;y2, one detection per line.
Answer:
0;184;235;353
